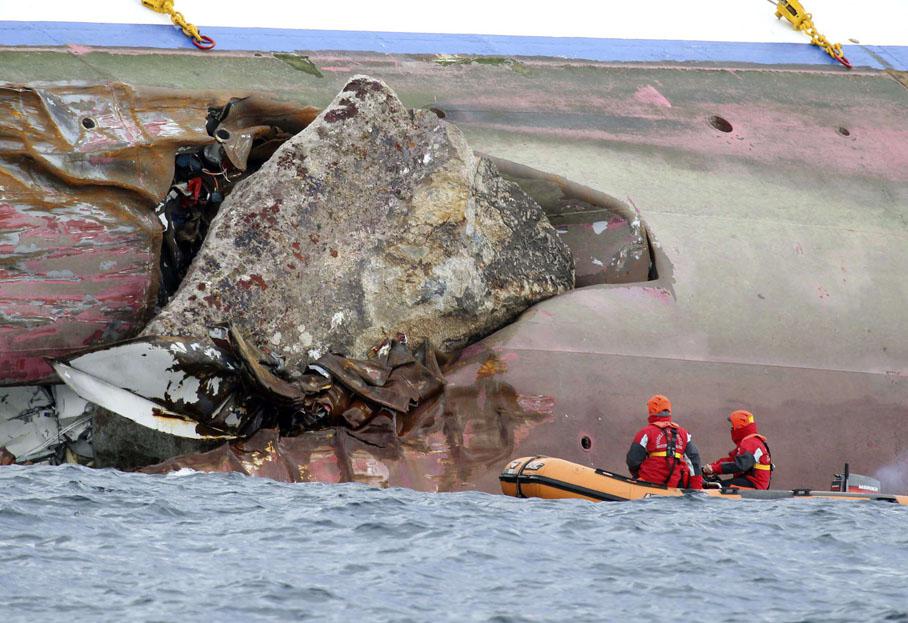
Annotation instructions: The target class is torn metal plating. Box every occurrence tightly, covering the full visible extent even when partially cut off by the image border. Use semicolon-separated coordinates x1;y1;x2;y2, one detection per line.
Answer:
0;83;318;385
0;385;92;464
52;334;245;440
156;97;320;303
54;325;447;442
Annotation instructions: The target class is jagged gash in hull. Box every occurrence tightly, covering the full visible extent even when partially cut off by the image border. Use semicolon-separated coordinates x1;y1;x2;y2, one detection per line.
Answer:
2;54;906;490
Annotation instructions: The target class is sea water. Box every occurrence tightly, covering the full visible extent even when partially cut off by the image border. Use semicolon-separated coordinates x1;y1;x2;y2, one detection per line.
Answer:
1;465;906;622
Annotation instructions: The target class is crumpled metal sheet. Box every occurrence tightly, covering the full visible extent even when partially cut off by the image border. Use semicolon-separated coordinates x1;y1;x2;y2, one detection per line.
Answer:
0;386;57;459
55;325;447;441
53;335;245;440
0;83;318;385
141;373;555;492
317;339;445;413
0;384;92;463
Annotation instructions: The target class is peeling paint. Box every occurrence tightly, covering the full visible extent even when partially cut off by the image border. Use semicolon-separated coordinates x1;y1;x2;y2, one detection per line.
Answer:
634;84;672;108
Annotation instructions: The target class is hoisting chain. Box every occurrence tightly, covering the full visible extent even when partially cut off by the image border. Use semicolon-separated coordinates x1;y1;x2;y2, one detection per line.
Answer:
771;0;851;68
141;0;216;50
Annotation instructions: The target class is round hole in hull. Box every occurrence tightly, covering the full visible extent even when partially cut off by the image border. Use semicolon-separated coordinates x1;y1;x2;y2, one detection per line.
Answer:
708;115;733;133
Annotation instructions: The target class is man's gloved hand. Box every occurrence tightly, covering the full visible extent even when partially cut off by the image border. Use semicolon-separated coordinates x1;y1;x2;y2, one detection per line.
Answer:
702;464;715;476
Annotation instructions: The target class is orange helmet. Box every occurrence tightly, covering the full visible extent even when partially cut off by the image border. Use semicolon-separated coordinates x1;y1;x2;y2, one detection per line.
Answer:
728;410;755;429
647;394;672;416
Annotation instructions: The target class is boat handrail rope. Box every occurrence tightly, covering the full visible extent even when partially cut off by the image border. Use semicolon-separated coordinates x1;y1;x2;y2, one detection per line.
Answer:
141;0;216;50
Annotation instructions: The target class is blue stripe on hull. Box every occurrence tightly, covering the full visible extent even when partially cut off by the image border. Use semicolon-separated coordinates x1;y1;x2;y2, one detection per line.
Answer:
1;21;906;70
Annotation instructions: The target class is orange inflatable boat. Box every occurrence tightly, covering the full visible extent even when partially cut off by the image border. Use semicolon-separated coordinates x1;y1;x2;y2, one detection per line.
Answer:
499;456;908;505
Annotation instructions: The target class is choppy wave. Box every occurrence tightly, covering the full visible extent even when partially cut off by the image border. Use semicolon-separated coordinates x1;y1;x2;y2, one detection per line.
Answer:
1;465;907;622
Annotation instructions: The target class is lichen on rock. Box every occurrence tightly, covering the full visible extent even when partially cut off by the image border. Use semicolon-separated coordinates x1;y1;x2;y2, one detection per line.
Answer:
145;75;574;365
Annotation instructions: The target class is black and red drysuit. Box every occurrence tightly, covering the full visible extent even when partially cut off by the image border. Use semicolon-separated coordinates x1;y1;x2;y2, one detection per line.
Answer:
708;421;772;489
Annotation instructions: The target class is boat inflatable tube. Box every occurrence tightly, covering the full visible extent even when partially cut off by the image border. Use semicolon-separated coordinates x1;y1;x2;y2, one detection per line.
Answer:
499;457;908;505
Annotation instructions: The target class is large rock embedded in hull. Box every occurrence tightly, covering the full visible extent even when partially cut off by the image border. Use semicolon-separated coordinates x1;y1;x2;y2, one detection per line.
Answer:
145;76;574;364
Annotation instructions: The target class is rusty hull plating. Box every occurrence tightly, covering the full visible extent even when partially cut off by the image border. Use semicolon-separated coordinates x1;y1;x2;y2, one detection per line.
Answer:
0;84;318;384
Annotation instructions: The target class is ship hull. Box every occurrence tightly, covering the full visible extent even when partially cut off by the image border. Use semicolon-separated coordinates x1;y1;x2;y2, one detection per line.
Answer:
1;50;906;490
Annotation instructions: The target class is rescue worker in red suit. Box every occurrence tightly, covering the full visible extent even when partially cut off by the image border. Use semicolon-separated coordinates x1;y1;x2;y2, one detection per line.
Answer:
702;410;773;489
626;395;702;488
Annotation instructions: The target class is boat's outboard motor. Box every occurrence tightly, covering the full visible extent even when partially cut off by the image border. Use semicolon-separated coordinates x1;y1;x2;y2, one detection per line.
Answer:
831;463;882;493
